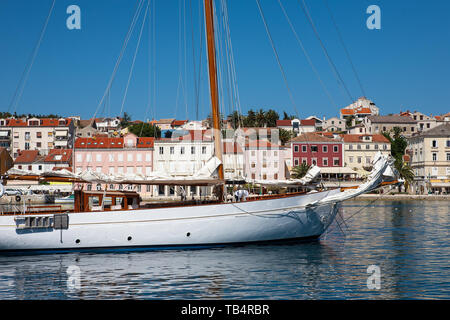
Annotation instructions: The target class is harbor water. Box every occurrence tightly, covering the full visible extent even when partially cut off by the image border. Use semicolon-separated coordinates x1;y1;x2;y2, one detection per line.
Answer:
0;200;448;299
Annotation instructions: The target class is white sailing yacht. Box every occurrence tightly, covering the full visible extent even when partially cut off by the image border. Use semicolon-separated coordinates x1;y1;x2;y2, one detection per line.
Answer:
0;0;399;253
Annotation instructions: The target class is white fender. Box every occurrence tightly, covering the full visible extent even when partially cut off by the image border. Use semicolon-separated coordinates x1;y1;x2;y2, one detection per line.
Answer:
0;183;4;198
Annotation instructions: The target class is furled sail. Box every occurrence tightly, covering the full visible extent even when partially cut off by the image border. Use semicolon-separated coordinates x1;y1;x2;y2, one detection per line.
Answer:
4;156;224;186
307;152;398;207
250;165;321;186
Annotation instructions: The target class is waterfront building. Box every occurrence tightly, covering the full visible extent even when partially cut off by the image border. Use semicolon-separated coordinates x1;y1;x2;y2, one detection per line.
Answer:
0;117;75;159
223;142;244;180
364;115;417;136
340;97;379;120
290;132;356;179
94;117;121;134
305;116;324;131
244;140;287;182
153;130;214;198
341;134;391;174
73;133;154;196
323;117;346;132
75;119;101;138
407;123;450;194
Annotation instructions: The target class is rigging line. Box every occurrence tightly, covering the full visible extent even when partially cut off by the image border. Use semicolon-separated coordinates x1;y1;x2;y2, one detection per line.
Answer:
221;0;243;127
119;0;150;117
195;0;205;122
152;0;157;122
323;0;366;98
255;0;300;119
8;0;56;114
277;0;336;109
298;0;354;103
183;0;188;120
91;0;145;125
188;0;200;120
140;0;154;138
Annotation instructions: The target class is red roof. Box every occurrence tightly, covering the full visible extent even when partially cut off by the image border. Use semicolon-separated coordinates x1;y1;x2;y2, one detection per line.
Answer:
14;150;40;164
276;120;292;127
341;134;390;143
44;149;73;163
291;132;341;143
300;119;315;126
340;109;355;115
356;108;372;114
74;137;123;149
5;118;72;127
172;120;188;126
137;137;155;148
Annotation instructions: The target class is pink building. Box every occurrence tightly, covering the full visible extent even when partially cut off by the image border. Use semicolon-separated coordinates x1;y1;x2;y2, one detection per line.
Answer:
73;133;154;195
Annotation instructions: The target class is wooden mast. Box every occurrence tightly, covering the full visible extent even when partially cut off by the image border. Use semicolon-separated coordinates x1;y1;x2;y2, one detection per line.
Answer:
204;0;224;181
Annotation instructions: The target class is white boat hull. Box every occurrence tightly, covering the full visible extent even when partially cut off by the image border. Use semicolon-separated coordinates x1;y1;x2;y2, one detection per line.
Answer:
0;189;341;253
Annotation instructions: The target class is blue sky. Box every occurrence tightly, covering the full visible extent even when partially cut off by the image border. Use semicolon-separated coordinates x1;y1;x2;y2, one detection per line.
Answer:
0;0;449;121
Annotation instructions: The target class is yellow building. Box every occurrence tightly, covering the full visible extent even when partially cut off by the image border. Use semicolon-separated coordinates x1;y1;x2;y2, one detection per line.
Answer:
408;123;450;194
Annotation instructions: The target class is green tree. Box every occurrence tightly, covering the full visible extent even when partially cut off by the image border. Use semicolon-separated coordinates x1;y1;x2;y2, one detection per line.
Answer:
279;128;293;145
265;109;279;127
244;109;256;127
291;163;311;179
345;115;355;129
283;111;295;120
255;109;266;127
120;112;132;128
394;158;414;192
382;127;407;161
128;122;161;138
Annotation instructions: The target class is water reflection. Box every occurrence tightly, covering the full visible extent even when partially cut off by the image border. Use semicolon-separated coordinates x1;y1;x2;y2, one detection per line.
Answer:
0;200;448;299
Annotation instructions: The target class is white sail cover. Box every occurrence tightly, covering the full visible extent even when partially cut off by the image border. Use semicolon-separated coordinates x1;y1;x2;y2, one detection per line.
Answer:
6;156;223;185
308;152;397;207
252;165;321;186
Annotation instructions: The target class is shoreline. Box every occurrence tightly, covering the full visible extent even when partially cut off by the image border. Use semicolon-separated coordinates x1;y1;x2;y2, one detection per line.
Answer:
355;194;450;201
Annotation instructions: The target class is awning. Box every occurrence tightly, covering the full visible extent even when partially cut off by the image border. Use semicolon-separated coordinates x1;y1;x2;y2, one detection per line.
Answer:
430;182;450;187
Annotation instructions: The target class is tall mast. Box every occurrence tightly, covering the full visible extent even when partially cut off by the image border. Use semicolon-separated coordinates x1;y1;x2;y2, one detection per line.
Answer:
204;0;224;180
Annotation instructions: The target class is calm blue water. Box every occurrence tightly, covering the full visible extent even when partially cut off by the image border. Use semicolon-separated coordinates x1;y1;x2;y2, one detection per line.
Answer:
0;200;448;299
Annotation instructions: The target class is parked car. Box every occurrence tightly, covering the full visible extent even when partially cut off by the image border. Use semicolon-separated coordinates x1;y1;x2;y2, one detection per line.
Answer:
4;189;24;196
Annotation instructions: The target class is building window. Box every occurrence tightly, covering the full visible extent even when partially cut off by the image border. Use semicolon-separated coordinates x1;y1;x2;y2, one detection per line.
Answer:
294;145;299;153
366;144;370;150
357;144;361;150
159;147;164;154
202;146;207;154
432;153;437;161
170;147;174;154
274;173;278;180
302;145;307;152
349;156;353;163
349;144;353;150
447;153;450;161
323;146;328;153
36;132;42;138
366;157;371;164
191;146;195;154
294;159;299;166
333;146;339;153
333;158;340;166
311;146;318;152
25;142;30;150
180;147;185;154
311;158;317;166
383;144;387;150
375;144;379;150
432;140;438;148
323;158;328;166
357;157;362;164
87;184;92;191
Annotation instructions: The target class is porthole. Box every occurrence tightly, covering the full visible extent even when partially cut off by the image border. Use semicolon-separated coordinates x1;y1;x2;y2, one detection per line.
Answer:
127;236;132;241
186;232;191;237
75;239;80;244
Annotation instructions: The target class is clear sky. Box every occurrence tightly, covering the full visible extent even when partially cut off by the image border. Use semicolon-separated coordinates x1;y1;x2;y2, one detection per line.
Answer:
0;0;449;122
